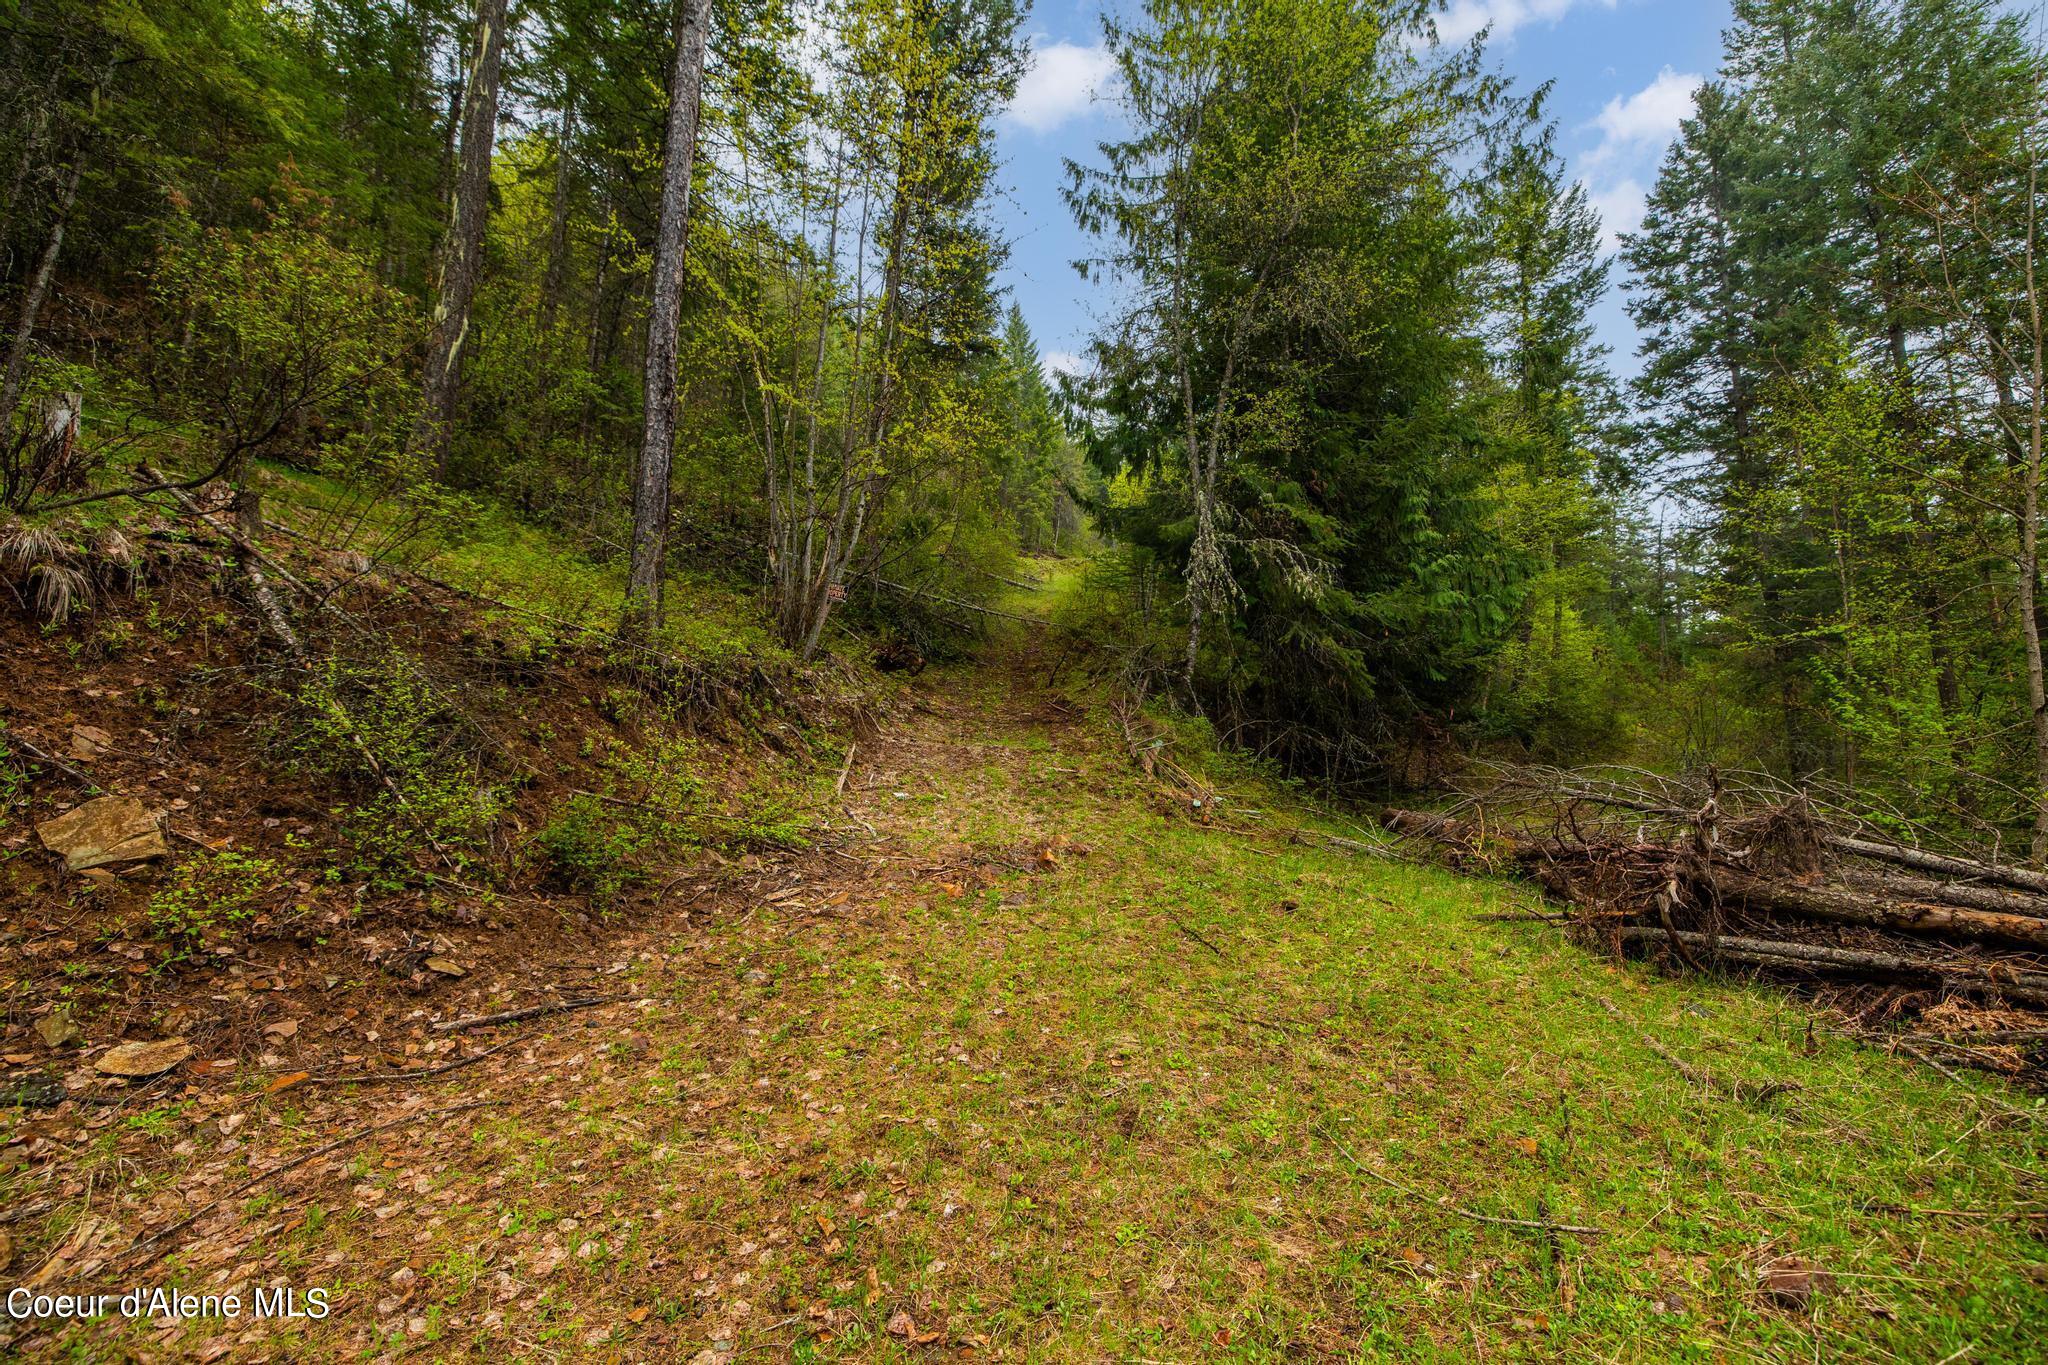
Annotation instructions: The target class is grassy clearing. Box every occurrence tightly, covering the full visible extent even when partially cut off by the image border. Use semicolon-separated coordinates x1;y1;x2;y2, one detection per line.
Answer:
17;568;2047;1363
669;669;2048;1361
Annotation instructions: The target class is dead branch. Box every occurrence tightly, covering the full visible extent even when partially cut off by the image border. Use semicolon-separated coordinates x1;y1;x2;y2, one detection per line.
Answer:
118;1099;492;1269
1314;1124;1605;1238
1592;995;1798;1104
429;994;628;1034
307;1039;516;1087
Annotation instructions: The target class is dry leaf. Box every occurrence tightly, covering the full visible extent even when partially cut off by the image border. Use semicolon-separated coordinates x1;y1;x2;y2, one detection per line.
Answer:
262;1019;299;1040
627;1306;650;1324
266;1071;311;1094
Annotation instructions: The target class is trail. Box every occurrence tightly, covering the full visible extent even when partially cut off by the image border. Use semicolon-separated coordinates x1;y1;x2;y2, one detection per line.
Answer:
13;585;2048;1361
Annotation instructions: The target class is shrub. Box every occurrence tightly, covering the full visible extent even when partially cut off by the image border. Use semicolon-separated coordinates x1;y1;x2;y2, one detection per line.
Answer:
535;794;649;906
287;655;505;883
149;849;284;961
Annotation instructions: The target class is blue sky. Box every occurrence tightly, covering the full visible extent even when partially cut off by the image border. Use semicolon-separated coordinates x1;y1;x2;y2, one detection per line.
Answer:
990;0;1734;384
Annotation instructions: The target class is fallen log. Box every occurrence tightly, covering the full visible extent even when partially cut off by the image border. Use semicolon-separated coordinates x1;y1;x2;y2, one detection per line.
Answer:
1839;868;2048;920
1717;869;2048;952
1822;834;2048;896
1381;809;1481;846
1616;926;2048;1007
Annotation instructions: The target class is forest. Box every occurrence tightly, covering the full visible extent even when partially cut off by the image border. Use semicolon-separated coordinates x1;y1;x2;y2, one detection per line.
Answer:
4;0;2048;1360
4;0;2048;837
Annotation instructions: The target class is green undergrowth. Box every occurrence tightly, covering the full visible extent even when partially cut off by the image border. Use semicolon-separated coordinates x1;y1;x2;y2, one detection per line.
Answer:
260;461;782;666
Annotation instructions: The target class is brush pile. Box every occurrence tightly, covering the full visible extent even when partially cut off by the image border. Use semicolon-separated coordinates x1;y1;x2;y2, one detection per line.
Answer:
1383;765;2048;1021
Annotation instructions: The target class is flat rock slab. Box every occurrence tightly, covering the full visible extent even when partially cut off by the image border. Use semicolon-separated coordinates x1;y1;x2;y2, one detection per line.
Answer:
68;723;113;759
36;795;167;871
35;1010;82;1049
95;1038;193;1077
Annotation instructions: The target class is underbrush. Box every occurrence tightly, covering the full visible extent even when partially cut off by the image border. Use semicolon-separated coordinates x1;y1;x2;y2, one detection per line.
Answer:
1;490;873;994
147;849;289;964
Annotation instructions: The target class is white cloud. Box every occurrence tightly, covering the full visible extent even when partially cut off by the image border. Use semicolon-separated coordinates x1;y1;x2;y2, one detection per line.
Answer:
1006;40;1118;134
1584;177;1646;255
1433;0;1613;47
1585;67;1702;164
1041;349;1085;383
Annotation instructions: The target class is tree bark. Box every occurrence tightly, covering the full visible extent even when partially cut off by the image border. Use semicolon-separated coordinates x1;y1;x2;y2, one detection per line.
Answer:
0;155;82;458
623;0;713;637
538;91;575;335
1823;833;2048;896
1714;868;2048;952
1617;926;2048;1007
1839;868;2048;919
414;0;509;478
2022;150;2048;861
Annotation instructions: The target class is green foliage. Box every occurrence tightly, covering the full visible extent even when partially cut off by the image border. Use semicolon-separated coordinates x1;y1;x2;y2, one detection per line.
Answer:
148;849;285;961
1623;0;2048;837
286;656;505;882
534;722;803;904
1064;0;1550;782
536;793;650;905
150;192;420;481
0;724;31;829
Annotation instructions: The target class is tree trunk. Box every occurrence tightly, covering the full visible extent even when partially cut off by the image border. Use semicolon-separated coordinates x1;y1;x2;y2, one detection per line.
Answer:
414;0;509;479
538;92;575;335
1839;868;2048;919
1715;868;2048;952
2015;154;2048;859
623;0;713;637
0;155;83;457
1616;926;2048;1006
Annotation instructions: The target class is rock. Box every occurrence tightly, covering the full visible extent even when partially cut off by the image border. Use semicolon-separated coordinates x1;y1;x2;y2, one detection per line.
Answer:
36;1008;83;1050
424;957;467;977
68;724;113;759
36;796;167;871
94;1038;193;1078
1756;1255;1832;1311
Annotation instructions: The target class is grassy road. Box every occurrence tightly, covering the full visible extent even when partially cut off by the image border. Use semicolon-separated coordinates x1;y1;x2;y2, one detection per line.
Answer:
17;575;2048;1362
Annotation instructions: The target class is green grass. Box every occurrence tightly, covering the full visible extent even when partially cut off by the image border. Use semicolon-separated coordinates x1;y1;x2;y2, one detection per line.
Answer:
658;670;2046;1360
258;461;781;662
19;553;2045;1363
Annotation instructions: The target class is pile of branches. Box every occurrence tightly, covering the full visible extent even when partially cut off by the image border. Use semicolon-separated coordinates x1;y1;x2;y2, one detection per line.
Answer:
1383;763;2048;1016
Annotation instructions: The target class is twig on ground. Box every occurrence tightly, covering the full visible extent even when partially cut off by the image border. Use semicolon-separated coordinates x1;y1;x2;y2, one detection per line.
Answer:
1314;1123;1605;1237
1593;995;1798;1104
429;994;628;1034
1162;907;1224;957
308;1039;516;1087
1893;1041;2042;1123
118;1100;492;1269
10;732;100;790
